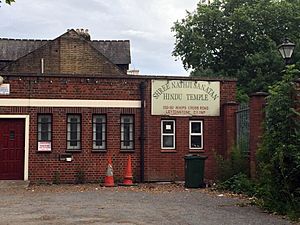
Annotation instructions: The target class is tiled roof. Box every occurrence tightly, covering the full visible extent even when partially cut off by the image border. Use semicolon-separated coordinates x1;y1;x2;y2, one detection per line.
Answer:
91;40;130;65
0;39;48;61
0;38;130;65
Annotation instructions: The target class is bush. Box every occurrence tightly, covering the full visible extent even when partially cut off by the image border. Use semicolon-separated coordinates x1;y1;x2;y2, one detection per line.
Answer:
218;173;256;196
215;145;254;196
215;66;300;221
257;66;300;220
215;146;249;182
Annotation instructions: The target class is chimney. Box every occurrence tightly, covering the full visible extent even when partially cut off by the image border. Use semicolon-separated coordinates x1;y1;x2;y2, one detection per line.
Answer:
72;28;91;41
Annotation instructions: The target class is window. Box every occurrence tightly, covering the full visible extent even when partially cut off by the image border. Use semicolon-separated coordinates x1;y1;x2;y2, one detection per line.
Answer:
9;131;15;140
93;115;106;150
67;114;81;150
37;114;52;151
161;120;175;149
189;121;203;150
120;115;134;150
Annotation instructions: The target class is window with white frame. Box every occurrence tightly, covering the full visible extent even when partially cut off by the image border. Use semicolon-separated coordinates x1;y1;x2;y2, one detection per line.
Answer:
161;120;175;149
67;114;81;150
189;120;203;149
120;115;134;150
93;115;106;150
37;114;52;151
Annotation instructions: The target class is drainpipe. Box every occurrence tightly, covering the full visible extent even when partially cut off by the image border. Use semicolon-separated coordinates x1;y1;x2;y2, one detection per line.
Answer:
139;81;146;182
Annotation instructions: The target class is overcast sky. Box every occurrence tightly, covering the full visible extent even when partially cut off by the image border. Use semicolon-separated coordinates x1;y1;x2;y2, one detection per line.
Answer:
0;0;200;76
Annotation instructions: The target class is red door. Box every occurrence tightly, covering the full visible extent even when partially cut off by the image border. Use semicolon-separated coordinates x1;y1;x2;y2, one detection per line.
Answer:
0;119;25;180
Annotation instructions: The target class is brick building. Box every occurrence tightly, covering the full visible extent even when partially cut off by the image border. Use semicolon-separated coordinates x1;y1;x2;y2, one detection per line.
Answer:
0;29;237;183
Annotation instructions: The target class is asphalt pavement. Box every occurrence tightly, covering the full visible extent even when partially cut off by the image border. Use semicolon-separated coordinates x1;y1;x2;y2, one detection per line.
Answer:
0;184;294;225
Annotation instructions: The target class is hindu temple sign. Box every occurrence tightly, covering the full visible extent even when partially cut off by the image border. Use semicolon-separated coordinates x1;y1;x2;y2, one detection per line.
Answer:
151;80;220;116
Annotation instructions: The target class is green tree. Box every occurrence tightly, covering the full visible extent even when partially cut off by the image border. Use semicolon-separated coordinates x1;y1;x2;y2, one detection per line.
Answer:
172;0;300;95
0;0;15;5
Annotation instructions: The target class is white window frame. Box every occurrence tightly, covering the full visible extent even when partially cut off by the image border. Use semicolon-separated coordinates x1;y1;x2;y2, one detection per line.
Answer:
37;114;52;152
120;115;134;150
92;115;106;150
189;120;203;150
67;114;81;151
37;114;52;142
161;120;175;149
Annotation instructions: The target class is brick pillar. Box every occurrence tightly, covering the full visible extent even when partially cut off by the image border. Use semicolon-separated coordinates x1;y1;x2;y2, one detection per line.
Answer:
249;92;268;178
223;101;238;158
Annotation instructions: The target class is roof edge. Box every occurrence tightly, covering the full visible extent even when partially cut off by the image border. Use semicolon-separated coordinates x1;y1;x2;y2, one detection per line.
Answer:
0;37;129;42
1;72;237;82
0;38;50;41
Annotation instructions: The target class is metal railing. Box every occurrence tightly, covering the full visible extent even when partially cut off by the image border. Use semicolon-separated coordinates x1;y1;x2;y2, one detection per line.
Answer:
236;103;250;155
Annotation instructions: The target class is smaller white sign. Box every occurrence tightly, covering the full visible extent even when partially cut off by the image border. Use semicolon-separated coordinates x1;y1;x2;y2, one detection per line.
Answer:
0;84;10;95
38;141;52;152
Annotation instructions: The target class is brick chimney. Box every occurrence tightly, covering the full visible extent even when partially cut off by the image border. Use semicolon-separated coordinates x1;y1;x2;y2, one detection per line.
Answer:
72;28;91;41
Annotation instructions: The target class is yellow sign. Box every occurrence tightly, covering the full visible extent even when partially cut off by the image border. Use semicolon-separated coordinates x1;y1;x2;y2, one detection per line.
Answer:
151;80;220;116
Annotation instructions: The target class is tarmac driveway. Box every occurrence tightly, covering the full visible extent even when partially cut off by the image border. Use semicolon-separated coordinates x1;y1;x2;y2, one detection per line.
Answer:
0;184;293;225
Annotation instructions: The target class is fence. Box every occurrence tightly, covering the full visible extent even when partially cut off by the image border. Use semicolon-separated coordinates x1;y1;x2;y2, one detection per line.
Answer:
236;103;250;155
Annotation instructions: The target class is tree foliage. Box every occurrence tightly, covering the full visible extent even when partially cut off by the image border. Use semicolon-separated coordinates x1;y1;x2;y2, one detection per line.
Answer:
0;0;15;5
172;0;300;94
257;66;300;219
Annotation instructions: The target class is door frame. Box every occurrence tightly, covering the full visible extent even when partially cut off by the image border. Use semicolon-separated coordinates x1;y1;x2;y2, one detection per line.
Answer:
0;115;29;181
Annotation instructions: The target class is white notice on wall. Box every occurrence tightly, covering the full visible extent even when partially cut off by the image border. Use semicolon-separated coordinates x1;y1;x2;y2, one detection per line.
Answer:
0;84;10;95
38;142;52;151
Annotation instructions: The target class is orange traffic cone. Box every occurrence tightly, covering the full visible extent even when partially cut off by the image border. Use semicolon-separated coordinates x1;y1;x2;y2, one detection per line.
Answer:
104;156;115;187
122;156;134;186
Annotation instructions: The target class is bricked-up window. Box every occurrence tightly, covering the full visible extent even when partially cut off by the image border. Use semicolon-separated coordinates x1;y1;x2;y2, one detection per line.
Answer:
67;115;81;150
120;115;134;150
189;121;203;149
37;114;52;151
93;115;106;150
161;120;175;149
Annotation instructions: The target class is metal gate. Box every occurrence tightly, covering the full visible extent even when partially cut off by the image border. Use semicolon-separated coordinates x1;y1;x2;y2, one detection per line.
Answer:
236;104;250;155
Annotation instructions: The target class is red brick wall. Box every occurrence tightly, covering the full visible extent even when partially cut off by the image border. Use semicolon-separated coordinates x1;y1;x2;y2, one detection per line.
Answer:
28;107;141;183
0;75;142;183
0;74;237;183
223;102;238;158
143;80;237;181
249;92;268;178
